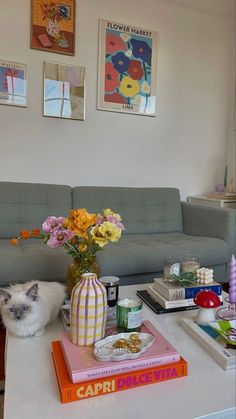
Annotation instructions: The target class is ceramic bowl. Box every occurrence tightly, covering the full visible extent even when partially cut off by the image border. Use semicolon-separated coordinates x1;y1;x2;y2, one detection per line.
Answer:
94;332;155;361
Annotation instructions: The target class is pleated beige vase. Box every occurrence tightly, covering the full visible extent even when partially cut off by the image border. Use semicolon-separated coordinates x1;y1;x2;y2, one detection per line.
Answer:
70;272;107;346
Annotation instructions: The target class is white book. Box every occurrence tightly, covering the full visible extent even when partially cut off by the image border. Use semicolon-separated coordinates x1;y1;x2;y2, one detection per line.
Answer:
181;317;236;370
153;278;222;301
147;285;196;308
147;285;222;309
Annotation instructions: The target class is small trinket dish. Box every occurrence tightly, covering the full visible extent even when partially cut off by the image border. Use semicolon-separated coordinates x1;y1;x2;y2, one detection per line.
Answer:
94;332;155;361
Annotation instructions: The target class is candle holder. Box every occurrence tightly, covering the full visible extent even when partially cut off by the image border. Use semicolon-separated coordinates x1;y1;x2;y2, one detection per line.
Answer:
216;298;236;321
181;255;200;274
163;257;180;280
217;255;236;320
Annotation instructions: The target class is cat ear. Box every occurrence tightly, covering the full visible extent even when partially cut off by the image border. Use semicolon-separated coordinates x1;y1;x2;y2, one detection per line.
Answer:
0;289;11;303
26;283;38;301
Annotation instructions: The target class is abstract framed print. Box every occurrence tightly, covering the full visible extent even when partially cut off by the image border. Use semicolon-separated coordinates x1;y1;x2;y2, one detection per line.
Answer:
43;61;85;120
31;0;75;55
0;60;27;107
98;19;158;116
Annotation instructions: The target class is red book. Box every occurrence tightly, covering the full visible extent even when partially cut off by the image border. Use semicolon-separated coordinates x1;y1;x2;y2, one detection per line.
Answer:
60;320;181;383
37;33;52;47
52;341;188;403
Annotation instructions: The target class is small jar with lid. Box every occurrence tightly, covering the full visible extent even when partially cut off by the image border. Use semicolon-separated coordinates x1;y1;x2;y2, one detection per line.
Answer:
99;276;119;307
181;255;200;273
163;257;180;280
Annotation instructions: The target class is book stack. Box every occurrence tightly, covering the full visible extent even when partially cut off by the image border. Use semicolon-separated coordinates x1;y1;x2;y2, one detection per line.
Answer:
143;278;222;313
51;320;188;403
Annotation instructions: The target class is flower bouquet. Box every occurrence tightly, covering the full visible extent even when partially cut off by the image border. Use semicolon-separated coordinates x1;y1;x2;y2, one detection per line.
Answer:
11;208;125;295
40;2;68;46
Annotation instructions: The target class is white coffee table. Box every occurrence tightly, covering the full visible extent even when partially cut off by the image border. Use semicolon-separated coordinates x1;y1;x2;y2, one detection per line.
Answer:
4;284;236;419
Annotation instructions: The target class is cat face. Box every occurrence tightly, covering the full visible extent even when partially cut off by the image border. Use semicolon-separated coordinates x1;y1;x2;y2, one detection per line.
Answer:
0;283;38;321
5;302;32;321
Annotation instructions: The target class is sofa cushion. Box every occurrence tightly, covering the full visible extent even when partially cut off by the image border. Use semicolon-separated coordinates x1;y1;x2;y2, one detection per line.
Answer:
96;232;230;277
0;239;71;286
0;182;72;238
0;233;229;287
72;187;183;234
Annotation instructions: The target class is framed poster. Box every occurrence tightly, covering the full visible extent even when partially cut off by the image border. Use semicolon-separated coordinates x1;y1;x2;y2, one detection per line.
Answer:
98;19;158;116
31;0;75;55
43;61;85;120
0;60;27;107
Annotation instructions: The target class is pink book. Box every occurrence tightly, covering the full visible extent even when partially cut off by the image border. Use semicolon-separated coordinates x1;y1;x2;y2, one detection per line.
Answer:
60;320;180;383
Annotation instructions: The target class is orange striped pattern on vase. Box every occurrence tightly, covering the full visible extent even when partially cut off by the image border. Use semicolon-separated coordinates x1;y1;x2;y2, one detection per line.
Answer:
70;273;107;346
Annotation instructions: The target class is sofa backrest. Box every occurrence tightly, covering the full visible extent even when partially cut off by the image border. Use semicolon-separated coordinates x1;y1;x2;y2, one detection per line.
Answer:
72;187;183;234
0;182;72;238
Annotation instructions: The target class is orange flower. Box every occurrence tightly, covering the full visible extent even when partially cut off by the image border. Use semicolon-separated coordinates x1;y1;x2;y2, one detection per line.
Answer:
70;236;78;246
66;209;96;238
31;228;41;237
10;238;18;245
20;230;30;239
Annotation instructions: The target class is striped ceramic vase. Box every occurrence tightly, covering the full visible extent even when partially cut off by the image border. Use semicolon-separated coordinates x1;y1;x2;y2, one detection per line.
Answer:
70;272;107;346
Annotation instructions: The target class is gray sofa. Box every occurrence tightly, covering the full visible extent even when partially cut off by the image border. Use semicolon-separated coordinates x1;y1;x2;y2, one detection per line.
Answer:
0;182;235;287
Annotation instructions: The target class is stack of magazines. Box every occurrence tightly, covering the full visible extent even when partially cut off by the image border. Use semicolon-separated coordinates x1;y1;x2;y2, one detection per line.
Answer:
143;278;223;313
51;320;188;403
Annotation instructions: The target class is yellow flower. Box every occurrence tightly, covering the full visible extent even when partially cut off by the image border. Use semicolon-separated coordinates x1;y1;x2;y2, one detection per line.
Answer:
66;208;96;238
78;243;88;252
91;222;121;247
120;76;140;97
90;225;109;248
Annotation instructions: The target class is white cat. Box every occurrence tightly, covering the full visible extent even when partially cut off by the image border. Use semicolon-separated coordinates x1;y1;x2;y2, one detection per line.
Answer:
0;281;66;337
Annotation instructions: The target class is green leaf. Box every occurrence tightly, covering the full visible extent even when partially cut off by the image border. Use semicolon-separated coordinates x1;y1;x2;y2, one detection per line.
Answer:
170;272;198;287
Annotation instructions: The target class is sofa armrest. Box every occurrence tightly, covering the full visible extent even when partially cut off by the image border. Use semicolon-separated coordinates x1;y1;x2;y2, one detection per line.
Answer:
182;202;236;255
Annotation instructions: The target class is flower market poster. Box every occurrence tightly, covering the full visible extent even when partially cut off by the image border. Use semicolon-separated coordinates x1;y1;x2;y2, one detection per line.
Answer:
98;19;158;116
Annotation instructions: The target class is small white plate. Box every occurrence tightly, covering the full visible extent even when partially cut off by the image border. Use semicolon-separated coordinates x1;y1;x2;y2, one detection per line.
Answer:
94;332;155;361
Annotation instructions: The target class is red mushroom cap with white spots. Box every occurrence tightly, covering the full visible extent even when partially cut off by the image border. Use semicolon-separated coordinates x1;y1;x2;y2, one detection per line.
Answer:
194;290;221;308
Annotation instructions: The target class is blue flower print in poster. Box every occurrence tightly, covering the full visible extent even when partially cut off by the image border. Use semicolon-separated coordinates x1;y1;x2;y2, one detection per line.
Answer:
98;20;158;116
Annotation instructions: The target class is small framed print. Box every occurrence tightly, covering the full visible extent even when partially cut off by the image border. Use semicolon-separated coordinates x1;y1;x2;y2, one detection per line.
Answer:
98;19;158;116
0;60;27;107
31;0;75;56
43;61;86;120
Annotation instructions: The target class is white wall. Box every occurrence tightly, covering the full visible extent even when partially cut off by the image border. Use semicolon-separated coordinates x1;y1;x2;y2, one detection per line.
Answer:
0;0;234;199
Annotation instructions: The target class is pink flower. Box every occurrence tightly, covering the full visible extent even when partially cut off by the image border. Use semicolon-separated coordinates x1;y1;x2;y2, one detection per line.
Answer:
96;214;125;230
42;216;65;233
47;229;74;248
106;215;125;230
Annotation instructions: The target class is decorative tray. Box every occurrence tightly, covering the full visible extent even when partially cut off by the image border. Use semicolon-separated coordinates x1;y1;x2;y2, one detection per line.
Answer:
208;319;236;346
94;332;155;361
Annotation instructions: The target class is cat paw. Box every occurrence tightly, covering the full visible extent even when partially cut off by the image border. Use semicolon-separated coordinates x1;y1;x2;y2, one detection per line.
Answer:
34;327;45;337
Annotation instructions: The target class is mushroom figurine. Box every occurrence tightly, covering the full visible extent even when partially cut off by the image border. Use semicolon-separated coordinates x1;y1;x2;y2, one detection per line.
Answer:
194;290;221;324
